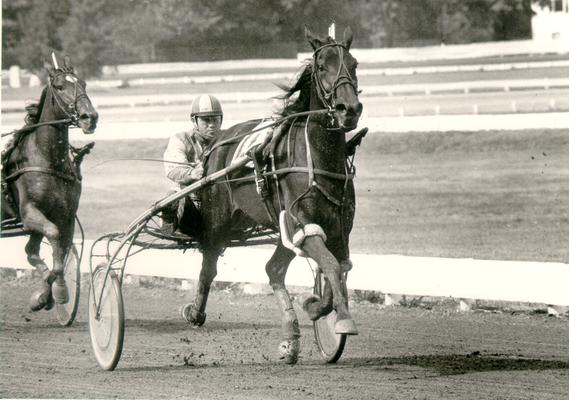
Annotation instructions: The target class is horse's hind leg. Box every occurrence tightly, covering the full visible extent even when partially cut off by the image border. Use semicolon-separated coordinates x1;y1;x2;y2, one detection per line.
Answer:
265;243;300;364
181;248;220;326
301;235;358;335
25;233;54;311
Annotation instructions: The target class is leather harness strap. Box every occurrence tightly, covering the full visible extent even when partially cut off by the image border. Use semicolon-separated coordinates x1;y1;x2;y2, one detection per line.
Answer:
264;166;353;182
4;166;79;183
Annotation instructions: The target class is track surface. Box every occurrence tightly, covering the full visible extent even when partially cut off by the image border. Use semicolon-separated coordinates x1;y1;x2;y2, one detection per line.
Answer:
2;56;568;399
1;279;568;399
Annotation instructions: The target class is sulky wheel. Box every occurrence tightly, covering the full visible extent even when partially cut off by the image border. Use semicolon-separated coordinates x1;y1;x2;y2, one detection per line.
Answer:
55;244;81;326
88;264;124;371
312;269;347;363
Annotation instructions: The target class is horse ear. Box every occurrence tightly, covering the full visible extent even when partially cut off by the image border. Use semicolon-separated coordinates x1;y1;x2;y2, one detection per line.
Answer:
43;59;55;78
305;25;324;50
63;55;74;72
342;27;354;49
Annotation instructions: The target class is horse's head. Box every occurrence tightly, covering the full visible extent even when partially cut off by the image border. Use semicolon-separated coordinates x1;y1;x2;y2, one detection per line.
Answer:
306;26;362;132
46;55;98;134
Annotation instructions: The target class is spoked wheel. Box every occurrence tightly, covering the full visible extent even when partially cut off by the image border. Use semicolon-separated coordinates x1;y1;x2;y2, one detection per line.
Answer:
312;269;347;363
88;264;124;371
55;244;81;326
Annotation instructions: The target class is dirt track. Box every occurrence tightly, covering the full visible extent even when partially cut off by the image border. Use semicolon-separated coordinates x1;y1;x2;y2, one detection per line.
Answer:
1;277;568;400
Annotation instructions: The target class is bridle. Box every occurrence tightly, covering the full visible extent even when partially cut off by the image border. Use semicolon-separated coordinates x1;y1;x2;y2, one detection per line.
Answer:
1;70;86;139
2;70;91;183
311;43;358;113
48;70;89;126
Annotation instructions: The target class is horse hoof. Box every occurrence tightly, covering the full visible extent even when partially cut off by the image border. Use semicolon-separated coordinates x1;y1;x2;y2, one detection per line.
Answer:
30;291;51;312
335;318;358;335
180;304;206;326
51;281;69;304
44;295;55;311
278;339;300;365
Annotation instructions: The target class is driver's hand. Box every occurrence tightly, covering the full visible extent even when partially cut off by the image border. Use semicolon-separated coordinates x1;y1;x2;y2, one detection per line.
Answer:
189;163;204;180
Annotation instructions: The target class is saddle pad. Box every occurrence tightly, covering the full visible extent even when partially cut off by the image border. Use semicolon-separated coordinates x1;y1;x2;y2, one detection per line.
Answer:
230;120;274;168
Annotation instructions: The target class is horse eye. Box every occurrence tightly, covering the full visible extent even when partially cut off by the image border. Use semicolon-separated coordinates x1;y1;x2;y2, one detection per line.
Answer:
317;64;325;72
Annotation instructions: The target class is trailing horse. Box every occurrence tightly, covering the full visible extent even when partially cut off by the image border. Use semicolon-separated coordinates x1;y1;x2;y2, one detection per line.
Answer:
1;54;98;311
180;27;363;364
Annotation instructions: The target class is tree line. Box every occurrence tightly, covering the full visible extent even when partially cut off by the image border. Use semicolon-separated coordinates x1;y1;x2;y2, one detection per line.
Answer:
3;0;534;78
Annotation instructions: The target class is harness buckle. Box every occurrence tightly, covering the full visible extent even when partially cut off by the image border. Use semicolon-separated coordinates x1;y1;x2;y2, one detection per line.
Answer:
254;170;268;197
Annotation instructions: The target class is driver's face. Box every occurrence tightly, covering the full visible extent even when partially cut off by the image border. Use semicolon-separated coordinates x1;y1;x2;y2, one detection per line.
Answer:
195;115;222;136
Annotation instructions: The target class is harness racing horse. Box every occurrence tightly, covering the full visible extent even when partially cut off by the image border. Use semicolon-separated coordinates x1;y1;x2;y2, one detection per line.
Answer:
182;27;362;364
1;55;98;312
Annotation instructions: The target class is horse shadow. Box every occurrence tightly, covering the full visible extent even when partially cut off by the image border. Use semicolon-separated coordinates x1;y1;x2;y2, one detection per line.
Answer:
125;318;293;334
341;353;569;376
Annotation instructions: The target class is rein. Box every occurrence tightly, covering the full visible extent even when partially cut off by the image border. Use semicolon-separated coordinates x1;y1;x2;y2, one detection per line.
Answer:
205;109;331;158
1;118;74;138
3;166;79;183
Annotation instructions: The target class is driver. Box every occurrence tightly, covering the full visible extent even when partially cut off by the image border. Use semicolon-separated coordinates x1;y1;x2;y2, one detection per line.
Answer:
161;94;223;236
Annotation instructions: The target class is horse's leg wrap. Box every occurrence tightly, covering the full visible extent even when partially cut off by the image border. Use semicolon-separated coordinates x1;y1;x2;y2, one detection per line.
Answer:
280;210;327;257
275;290;300;364
265;243;300;364
51;280;69;304
292;223;327;247
274;290;300;340
276;290;301;365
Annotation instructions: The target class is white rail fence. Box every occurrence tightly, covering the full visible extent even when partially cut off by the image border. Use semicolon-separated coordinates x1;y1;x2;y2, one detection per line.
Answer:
3;78;569;114
69;60;569;90
1;238;568;307
5;112;568;143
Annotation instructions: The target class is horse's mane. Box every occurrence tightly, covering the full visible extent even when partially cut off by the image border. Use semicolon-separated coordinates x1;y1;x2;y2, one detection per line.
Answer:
1;86;48;166
276;36;340;118
275;59;313;117
24;86;48;126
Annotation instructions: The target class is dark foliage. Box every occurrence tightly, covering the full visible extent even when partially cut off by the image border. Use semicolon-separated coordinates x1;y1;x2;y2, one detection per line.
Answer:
2;0;535;77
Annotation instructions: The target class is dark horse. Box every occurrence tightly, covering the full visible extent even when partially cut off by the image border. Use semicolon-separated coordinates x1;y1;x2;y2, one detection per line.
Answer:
181;27;362;363
1;55;98;311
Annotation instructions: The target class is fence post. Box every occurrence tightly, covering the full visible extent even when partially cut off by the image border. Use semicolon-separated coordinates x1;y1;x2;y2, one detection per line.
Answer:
9;65;21;88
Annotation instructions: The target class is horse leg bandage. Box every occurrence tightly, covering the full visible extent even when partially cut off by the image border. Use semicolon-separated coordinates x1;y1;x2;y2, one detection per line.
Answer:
292;223;327;247
279;211;327;256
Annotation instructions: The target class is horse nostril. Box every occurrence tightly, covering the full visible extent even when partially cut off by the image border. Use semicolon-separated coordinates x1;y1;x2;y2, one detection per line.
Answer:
335;103;347;113
80;112;98;123
355;102;363;116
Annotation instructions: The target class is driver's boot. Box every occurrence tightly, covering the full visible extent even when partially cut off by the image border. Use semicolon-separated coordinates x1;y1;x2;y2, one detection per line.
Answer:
161;201;178;235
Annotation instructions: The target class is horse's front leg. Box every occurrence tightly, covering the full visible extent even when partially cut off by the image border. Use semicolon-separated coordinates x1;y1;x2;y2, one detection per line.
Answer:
181;248;220;326
22;206;70;310
301;235;358;335
265;243;300;364
309;234;353;319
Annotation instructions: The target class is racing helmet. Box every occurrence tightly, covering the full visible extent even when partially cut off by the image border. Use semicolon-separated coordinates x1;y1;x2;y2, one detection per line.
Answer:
190;94;223;120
